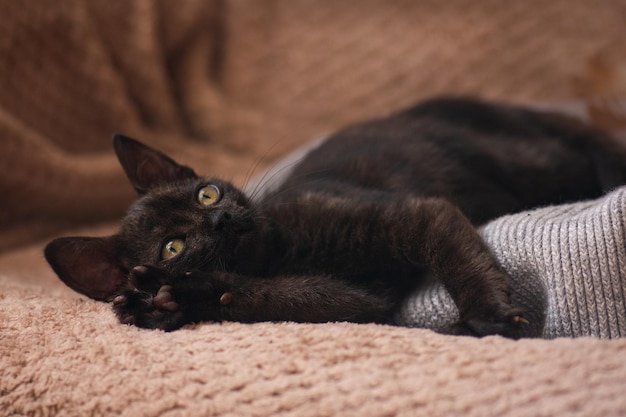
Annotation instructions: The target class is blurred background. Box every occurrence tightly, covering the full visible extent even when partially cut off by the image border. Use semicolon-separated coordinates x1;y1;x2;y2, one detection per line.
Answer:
0;0;625;257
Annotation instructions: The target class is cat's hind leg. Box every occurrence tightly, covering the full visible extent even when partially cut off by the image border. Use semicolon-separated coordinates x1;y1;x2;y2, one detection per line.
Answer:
397;197;528;337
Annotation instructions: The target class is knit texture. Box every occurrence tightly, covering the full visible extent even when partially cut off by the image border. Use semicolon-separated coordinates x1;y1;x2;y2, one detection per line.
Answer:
395;187;626;339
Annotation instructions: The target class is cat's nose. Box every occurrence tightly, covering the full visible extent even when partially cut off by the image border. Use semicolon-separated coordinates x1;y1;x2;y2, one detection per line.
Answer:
214;211;232;230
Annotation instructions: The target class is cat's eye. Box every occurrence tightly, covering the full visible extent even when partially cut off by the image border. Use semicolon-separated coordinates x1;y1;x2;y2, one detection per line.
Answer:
161;239;185;260
198;184;221;206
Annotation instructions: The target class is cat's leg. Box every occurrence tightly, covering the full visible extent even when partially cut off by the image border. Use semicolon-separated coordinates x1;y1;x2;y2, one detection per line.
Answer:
199;271;394;324
113;265;393;331
287;192;527;337
392;197;527;337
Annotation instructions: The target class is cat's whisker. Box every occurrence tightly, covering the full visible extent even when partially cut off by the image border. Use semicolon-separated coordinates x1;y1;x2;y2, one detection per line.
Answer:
242;155;268;194
246;136;329;201
253;215;296;235
252;176;330;211
247;155;313;202
218;256;227;272
241;139;285;194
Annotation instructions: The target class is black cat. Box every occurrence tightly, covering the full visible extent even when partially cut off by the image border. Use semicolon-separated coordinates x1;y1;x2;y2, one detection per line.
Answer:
44;97;626;337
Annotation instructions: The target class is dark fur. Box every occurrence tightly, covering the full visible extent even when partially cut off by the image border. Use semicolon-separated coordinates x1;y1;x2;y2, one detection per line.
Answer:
45;97;626;337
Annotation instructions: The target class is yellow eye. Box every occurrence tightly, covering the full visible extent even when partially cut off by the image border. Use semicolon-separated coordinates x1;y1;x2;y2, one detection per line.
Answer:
161;239;185;260
198;185;221;206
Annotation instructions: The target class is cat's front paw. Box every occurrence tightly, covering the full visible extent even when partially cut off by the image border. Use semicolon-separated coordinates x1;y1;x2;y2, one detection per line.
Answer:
450;301;528;339
113;266;233;330
113;287;185;331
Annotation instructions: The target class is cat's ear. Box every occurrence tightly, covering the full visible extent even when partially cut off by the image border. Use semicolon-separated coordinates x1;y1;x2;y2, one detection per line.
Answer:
44;236;128;301
113;134;198;194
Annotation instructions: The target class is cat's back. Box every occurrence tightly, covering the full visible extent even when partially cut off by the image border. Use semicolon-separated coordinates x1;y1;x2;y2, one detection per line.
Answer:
267;97;624;223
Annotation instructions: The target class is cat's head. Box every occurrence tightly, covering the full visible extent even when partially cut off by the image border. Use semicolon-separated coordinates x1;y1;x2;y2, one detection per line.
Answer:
45;134;254;301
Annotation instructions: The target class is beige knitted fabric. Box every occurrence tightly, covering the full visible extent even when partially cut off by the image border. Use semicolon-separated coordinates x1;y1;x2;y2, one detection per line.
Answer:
396;187;626;339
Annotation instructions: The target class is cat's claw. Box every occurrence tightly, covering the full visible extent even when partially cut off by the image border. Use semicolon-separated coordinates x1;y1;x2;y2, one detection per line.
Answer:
112;294;126;306
219;292;233;305
129;265;170;294
450;303;528;338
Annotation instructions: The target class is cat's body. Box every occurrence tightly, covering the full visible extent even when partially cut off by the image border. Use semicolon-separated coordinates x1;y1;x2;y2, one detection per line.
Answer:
45;97;626;337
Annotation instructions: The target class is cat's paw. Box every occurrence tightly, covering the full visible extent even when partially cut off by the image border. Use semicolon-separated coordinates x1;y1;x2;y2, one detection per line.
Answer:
112;288;185;331
114;268;233;330
450;302;528;339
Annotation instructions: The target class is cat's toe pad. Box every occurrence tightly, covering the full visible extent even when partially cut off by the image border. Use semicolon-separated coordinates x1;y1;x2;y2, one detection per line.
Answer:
112;290;156;326
113;295;137;324
153;285;179;312
219;292;233;305
130;265;171;294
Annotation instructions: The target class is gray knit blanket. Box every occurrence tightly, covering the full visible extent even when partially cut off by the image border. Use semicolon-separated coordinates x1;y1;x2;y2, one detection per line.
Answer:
395;187;626;339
